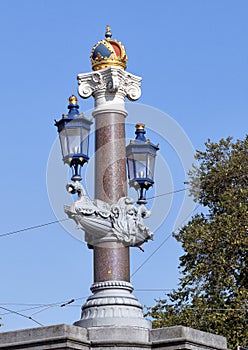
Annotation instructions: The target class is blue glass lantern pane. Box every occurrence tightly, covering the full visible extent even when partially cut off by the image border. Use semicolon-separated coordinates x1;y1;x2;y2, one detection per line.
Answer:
66;128;81;155
127;157;135;180
147;154;155;180
81;127;89;156
59;129;68;159
133;153;147;178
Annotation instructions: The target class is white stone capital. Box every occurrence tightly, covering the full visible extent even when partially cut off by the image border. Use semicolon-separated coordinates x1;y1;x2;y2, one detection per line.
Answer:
77;67;142;111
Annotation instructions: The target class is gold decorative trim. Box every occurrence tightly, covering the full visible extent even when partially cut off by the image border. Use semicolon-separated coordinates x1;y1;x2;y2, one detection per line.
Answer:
68;94;78;104
135;123;145;130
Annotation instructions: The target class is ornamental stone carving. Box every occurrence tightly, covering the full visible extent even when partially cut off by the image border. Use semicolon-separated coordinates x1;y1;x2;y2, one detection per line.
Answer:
74;280;151;329
77;67;142;108
64;182;153;248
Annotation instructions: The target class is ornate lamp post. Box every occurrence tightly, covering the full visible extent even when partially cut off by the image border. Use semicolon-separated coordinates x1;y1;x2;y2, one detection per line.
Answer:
55;26;158;329
127;123;159;204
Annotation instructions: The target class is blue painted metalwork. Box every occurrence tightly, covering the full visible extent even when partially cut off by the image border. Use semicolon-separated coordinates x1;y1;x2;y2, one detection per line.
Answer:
55;97;92;182
126;124;159;204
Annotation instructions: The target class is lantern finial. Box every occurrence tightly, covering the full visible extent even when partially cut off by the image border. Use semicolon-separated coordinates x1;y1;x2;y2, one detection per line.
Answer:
135;123;146;142
135;123;145;130
68;94;78;105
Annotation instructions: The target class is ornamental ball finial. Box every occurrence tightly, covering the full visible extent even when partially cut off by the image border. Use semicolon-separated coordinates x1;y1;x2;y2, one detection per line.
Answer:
135;123;146;141
136;123;145;130
68;94;78;105
105;25;112;40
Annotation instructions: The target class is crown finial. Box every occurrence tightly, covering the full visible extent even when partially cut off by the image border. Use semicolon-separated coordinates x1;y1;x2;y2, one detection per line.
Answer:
90;26;127;71
105;25;112;40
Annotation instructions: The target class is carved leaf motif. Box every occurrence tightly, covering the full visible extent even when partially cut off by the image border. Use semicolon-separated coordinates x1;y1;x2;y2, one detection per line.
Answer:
78;68;141;101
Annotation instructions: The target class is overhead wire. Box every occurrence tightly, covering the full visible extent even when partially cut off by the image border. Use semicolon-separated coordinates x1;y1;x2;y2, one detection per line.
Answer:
0;189;198;325
1;299;245;329
1;172;246;240
131;232;173;277
147;187;190;200
0;187;190;239
0;297;87;317
0;292;174;314
0;218;70;238
0;306;44;327
131;204;200;277
178;307;248;312
135;289;173;292
0;189;198;320
0;305;52;316
1;172;246;326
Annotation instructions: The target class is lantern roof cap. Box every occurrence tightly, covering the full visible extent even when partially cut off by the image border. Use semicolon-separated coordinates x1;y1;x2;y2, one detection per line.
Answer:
127;123;159;151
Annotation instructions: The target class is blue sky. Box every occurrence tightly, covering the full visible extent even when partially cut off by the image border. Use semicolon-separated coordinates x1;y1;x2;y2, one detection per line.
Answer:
0;0;247;331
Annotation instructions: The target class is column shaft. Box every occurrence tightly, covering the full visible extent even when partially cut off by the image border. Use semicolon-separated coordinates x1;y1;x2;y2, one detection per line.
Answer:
94;112;127;203
94;111;130;283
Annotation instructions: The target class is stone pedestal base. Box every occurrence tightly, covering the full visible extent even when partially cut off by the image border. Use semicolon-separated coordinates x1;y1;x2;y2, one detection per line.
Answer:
74;280;151;329
0;324;228;350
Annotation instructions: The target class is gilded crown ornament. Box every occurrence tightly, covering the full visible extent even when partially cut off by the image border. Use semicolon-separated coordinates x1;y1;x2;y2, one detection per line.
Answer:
90;25;127;71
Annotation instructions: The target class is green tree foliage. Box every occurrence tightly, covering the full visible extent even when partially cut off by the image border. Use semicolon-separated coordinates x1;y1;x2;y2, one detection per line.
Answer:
147;136;248;349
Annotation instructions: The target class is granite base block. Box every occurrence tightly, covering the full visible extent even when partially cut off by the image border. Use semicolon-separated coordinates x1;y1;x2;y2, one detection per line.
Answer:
0;324;228;350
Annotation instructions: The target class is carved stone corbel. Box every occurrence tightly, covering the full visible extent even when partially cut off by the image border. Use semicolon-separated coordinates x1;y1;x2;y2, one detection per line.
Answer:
64;182;153;248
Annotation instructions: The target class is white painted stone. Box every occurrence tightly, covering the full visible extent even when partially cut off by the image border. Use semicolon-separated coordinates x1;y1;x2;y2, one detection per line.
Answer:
0;324;229;350
65;182;153;248
74;280;152;329
77;67;142;114
150;326;228;350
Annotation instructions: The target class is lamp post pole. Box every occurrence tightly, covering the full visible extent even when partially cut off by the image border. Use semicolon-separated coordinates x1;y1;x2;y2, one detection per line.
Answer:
93;108;130;283
75;65;149;328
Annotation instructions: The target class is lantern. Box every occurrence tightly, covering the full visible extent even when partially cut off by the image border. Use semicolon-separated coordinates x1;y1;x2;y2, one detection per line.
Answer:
126;124;159;204
55;95;92;182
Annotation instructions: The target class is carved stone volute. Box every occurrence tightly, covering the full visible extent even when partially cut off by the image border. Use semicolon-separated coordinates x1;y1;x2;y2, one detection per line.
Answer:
77;67;142;111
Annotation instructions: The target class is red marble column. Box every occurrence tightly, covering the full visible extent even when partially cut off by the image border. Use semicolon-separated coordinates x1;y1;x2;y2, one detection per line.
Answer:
93;111;130;282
